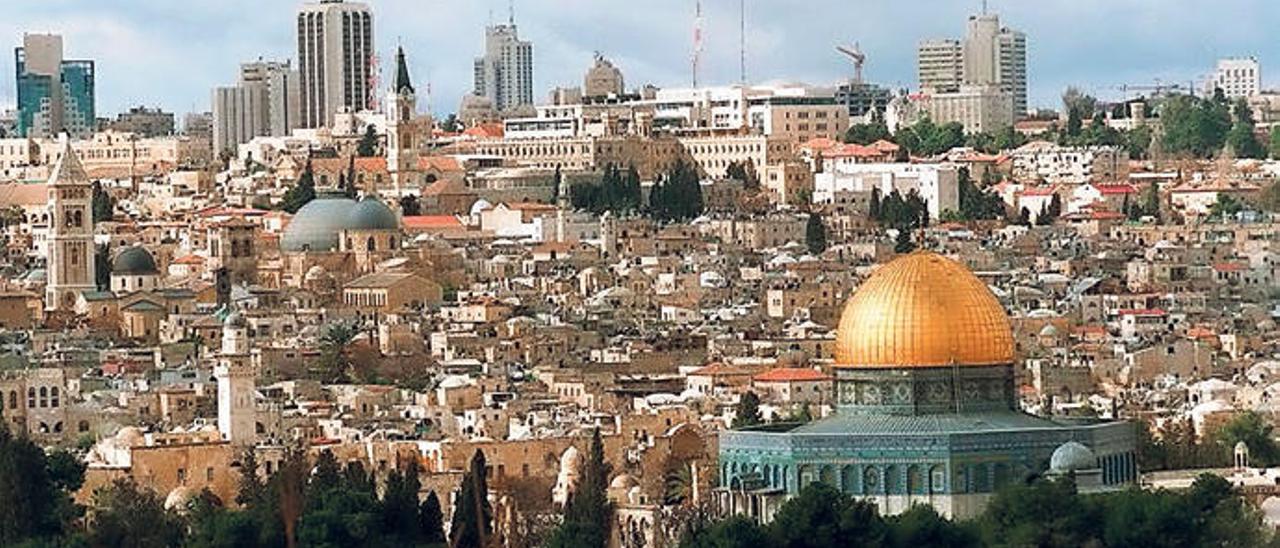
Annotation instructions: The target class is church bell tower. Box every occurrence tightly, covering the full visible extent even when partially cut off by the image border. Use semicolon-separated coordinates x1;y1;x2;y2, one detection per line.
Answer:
45;136;96;311
386;46;419;196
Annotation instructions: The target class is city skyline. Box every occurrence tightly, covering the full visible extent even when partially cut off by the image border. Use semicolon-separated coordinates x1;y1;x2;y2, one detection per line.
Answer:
0;0;1275;118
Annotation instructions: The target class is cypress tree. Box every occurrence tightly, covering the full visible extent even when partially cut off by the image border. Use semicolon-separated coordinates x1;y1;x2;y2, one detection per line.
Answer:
420;491;445;544
806;212;827;255
733;391;764;428
382;460;422;543
235;449;265;507
547;429;613;548
282;156;317;214
449;450;492;548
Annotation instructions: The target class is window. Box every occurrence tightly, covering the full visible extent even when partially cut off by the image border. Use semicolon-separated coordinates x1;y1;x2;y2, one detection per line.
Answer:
177;468;186;484
50;387;59;408
206;468;215;481
27;388;35;408
38;387;47;408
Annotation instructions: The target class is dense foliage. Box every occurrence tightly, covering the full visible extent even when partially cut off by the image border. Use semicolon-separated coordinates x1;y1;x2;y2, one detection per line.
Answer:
682;475;1280;548
280;157;317;214
805;212;827;255
648;159;704;222
571;164;642;215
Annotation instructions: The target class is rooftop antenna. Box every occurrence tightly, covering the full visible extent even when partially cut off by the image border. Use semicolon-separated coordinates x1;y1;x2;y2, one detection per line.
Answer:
982;0;989;15
739;0;746;84
692;0;703;88
509;0;515;25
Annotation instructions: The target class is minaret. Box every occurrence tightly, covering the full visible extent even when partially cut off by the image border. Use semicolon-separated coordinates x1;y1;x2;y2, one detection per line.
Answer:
45;136;96;311
215;310;256;447
386;46;419;196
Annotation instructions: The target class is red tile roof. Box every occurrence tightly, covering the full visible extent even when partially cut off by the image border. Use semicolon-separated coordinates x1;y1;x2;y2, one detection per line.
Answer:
403;215;464;229
1118;308;1166;316
753;368;832;383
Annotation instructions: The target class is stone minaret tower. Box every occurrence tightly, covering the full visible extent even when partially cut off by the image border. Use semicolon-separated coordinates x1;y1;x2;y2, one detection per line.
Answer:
215;310;256;447
385;46;419;196
45;136;96;311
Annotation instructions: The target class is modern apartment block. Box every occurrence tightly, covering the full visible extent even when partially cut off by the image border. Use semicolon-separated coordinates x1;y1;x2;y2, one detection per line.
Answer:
917;12;1026;121
1210;57;1261;99
473;23;535;113
296;0;374;129
211;60;300;156
14;34;95;138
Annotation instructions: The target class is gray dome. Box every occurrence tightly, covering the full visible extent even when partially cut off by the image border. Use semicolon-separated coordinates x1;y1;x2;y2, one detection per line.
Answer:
280;195;358;252
347;196;399;230
1050;441;1097;473
112;246;159;275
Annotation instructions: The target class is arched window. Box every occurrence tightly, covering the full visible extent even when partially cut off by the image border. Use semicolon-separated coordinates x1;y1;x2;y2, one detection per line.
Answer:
7;390;15;409
366;237;376;251
27;388;35;408
50;387;59;408
38;387;48;408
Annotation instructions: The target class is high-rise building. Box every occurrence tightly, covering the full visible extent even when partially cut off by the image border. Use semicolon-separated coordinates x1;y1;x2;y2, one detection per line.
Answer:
918;12;1026;121
1210;57;1261;99
473;22;534;113
296;0;374;129
14;34;95;138
241;60;301;137
917;39;963;94
212;60;301;155
44;137;96;311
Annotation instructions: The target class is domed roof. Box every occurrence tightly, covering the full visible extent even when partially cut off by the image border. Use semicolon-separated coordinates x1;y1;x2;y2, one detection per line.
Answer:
280;195;359;252
834;252;1014;368
609;473;639;490
224;310;246;328
347;196;399;230
111;246;159;275
1050;441;1097;472
559;446;583;470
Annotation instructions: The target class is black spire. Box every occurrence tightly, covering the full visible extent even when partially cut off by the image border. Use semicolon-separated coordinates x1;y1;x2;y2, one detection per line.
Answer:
393;46;414;94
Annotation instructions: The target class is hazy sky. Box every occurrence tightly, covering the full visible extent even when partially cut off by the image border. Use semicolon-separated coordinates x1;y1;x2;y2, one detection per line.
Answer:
0;0;1272;117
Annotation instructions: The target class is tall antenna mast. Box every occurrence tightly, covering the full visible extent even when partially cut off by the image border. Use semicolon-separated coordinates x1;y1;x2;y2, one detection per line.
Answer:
692;0;703;88
739;0;746;84
509;0;515;25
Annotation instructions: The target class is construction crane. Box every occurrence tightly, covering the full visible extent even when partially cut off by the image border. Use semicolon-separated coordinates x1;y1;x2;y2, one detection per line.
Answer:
836;43;866;87
1113;80;1190;99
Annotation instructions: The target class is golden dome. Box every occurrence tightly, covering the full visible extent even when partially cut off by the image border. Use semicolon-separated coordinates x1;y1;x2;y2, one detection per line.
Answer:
834;252;1014;368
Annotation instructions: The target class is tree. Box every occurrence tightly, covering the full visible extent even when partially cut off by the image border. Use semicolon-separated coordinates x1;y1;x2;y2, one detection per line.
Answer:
680;515;768;548
732;391;763;428
1215;411;1280;466
91;181;115;223
450;450;492;548
312;322;359;384
805;212;827;255
977;477;1099;547
0;424;78;544
343;155;359;198
649;159;704;222
1208;193;1244;221
1260;180;1280;213
956;167;1006;221
1269;126;1280;160
420;491;445;545
546;429;613;548
87;477;186;548
1161;94;1232;158
441;114;463;133
768;484;887;547
281;156;317;214
357;124;378;157
400;195;422;216
886;505;978;548
382;461;424;544
894;229;916;253
845;120;891;145
1227;98;1265;159
235;449;265;507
